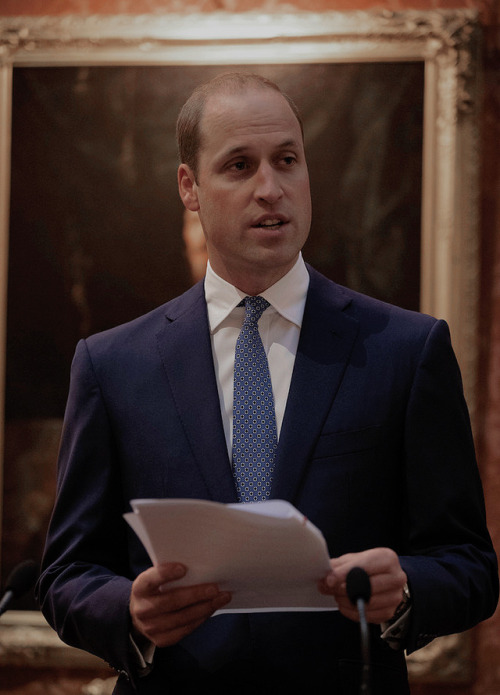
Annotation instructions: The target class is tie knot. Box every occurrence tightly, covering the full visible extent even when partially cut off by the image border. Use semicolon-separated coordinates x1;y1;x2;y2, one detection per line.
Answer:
242;295;270;325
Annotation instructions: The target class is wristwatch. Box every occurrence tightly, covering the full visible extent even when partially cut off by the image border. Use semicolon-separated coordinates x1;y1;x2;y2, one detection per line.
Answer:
381;581;412;648
392;582;411;622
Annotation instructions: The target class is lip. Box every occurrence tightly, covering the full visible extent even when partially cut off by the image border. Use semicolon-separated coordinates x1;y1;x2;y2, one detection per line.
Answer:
251;214;289;228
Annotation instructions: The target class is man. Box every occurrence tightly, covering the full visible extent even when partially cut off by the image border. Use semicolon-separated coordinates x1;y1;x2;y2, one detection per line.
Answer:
38;73;498;694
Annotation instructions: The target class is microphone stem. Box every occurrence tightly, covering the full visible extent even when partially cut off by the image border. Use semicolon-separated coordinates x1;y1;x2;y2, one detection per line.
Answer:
0;589;14;617
356;598;371;695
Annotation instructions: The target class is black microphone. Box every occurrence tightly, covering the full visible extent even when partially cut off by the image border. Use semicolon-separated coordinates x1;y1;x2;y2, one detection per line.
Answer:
0;559;39;617
346;567;372;695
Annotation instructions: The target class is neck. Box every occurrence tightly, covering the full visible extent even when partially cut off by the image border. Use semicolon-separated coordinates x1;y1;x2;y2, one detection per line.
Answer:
208;257;299;296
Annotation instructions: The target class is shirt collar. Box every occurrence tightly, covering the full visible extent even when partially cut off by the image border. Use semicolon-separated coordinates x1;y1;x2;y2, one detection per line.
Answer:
205;254;309;333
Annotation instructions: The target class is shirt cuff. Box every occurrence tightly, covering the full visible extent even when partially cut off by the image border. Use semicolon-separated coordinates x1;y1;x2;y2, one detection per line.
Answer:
380;605;412;650
129;631;156;675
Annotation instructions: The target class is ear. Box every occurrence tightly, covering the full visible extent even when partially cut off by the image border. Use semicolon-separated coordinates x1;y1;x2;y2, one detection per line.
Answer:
178;164;200;212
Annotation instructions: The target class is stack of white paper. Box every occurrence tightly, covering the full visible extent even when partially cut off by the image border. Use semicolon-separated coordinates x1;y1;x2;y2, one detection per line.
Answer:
124;498;337;613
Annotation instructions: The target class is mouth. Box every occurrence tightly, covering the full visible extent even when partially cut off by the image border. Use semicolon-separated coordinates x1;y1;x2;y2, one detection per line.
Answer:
252;217;287;231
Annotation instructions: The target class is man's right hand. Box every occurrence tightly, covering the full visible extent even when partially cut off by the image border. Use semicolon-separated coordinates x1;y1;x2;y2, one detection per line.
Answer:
129;563;231;648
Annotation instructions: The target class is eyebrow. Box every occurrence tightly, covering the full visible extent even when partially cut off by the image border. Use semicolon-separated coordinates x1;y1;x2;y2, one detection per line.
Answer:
221;139;302;159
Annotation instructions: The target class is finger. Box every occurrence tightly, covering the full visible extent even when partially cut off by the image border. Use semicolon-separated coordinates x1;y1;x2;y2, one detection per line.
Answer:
132;580;226;625
335;589;402;624
157;582;227;613
151;612;215;648
329;550;406;599
334;578;406;624
333;571;405;599
133;563;187;598
330;548;401;579
139;591;232;647
338;603;400;624
319;554;406;624
152;618;206;648
148;591;231;636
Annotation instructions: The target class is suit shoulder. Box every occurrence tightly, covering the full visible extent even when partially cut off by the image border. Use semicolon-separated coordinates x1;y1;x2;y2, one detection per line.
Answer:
346;285;436;329
306;264;438;331
83;281;205;357
83;303;166;355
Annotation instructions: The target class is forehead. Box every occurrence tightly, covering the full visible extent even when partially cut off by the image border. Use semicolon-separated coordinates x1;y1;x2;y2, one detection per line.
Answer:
199;87;302;154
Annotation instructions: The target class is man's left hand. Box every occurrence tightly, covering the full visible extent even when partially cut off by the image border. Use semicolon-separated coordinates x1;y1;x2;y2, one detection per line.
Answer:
318;547;407;623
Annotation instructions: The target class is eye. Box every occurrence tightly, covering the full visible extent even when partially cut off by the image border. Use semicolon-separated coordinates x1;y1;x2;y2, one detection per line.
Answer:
227;159;249;173
281;155;297;167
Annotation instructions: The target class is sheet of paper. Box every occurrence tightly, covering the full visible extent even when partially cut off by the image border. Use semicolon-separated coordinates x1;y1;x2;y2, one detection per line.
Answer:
124;498;337;613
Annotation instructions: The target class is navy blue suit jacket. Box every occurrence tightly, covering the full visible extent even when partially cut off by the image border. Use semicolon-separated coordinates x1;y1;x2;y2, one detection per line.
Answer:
38;265;498;694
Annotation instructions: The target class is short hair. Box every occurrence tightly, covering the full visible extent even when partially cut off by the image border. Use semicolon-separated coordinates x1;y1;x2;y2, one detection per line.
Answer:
176;72;303;181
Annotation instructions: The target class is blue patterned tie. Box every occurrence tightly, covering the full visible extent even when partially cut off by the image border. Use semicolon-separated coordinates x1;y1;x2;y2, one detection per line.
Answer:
232;296;278;502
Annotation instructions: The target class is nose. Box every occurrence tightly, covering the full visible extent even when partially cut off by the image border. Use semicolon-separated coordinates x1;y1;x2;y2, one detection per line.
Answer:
254;162;283;204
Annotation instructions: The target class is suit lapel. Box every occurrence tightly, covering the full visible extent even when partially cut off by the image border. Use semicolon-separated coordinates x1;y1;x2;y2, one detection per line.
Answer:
271;268;359;503
155;269;358;506
155;283;238;503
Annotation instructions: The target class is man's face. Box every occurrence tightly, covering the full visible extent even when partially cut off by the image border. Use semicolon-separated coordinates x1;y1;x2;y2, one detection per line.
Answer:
178;87;312;295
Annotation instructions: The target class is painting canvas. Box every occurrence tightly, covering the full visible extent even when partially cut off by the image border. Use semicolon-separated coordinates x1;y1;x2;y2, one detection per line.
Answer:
3;61;424;605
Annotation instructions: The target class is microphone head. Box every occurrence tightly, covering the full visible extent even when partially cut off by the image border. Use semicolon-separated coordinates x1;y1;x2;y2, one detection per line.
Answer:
5;560;39;599
346;566;372;605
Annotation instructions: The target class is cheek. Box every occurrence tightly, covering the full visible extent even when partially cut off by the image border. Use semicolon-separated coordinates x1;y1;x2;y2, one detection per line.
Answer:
202;187;234;213
300;180;312;209
289;176;311;209
199;204;233;244
297;187;312;229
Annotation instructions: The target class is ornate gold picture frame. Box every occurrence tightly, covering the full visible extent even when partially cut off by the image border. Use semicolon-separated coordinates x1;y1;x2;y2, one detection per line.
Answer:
0;10;481;685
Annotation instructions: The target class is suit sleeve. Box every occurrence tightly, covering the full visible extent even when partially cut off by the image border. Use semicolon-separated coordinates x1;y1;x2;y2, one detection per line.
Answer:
37;339;139;682
399;320;498;653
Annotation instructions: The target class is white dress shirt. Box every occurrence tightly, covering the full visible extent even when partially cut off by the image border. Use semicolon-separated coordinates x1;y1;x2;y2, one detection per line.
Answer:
204;254;310;460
